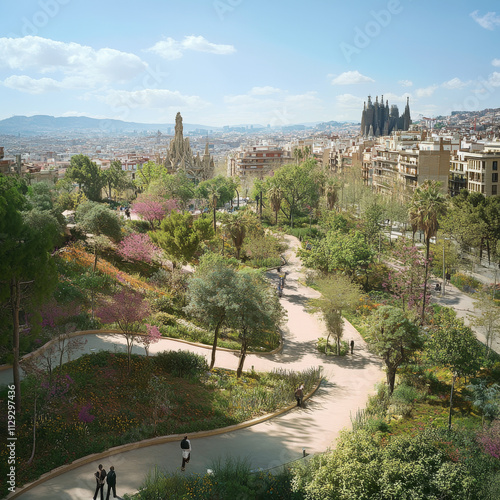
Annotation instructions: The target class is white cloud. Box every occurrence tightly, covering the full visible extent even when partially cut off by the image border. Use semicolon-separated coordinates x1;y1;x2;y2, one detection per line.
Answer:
97;88;209;110
336;93;364;108
416;85;438;98
0;36;148;84
470;10;500;30
398;80;413;87
382;92;411;104
3;75;62;94
442;78;468;89
148;35;235;60
249;86;281;96
331;70;374;85
487;72;500;87
492;59;500;67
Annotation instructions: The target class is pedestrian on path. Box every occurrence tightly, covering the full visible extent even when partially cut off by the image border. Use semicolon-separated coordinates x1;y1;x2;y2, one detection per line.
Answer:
93;464;106;500
180;436;191;471
105;465;117;499
350;340;354;354
295;384;304;407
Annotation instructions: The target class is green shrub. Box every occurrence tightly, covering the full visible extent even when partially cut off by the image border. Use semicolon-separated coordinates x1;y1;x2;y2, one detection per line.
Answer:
317;337;349;356
154;350;208;378
366;382;391;417
390;383;424;418
151;312;177;327
128;219;150;233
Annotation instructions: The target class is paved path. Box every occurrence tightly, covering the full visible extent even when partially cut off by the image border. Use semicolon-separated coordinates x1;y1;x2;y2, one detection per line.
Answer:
8;236;383;499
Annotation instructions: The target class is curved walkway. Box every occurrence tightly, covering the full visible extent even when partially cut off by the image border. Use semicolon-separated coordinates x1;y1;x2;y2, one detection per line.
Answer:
8;235;384;500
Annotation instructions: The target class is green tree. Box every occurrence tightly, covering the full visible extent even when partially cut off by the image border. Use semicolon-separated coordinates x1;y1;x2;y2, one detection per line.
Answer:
301;229;374;277
0;175;61;409
231;271;284;377
102;160;131;200
134;160;166;191
427;315;481;430
267;160;320;226
219;210;259;260
267;184;283;225
150;211;213;268
309;275;362;355
75;201;122;271
196;175;237;208
65;154;104;202
408;180;447;322
292;428;495;499
365;305;422;394
184;254;240;369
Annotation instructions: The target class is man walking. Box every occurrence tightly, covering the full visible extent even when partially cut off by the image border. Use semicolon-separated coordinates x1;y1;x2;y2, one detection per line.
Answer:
180;436;191;471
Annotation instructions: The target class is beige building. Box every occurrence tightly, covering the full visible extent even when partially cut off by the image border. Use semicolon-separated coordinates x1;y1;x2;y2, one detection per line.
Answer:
462;149;500;196
228;144;292;181
368;137;451;197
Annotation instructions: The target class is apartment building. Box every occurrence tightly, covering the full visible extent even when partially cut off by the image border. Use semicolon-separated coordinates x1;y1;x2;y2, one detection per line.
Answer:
462;149;500;196
228;144;292;180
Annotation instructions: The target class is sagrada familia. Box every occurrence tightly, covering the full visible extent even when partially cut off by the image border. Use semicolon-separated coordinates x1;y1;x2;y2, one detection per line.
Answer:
162;112;214;182
360;95;411;137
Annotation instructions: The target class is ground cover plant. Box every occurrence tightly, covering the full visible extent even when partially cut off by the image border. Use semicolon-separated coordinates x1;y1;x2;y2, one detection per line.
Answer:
0;351;319;496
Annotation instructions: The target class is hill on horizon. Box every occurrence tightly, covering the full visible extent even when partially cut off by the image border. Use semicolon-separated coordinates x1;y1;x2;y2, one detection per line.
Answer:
0;115;221;136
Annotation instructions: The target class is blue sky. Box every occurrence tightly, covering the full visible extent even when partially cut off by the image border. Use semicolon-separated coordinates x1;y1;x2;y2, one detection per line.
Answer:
1;0;500;127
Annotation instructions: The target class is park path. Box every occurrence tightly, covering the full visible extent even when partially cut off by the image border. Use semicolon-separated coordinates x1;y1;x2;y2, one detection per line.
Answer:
8;235;383;500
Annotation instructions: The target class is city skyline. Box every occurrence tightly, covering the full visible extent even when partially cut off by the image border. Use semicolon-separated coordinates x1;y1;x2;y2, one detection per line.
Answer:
1;0;500;128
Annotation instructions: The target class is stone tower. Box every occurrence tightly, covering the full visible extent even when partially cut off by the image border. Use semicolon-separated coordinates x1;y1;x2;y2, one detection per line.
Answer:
360;96;411;137
163;112;214;182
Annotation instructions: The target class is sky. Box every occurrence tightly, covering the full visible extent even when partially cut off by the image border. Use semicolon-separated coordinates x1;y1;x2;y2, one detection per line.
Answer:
1;0;500;128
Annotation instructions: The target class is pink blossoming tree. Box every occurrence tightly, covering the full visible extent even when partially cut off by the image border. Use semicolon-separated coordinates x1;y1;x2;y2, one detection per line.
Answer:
131;193;178;229
117;233;160;264
140;323;162;357
96;289;150;370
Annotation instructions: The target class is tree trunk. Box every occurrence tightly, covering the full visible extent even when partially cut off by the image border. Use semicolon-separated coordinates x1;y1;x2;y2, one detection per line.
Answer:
387;367;396;395
28;396;37;465
448;372;457;431
421;238;430;324
10;278;22;412
210;318;224;369
236;343;247;378
325;332;332;355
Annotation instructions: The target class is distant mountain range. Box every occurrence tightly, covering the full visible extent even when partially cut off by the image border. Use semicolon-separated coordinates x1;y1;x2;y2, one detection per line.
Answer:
0;115;222;136
0;115;358;136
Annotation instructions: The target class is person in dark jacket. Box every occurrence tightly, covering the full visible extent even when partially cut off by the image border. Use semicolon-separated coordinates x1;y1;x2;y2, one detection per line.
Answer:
180;436;191;471
93;464;106;500
106;465;117;499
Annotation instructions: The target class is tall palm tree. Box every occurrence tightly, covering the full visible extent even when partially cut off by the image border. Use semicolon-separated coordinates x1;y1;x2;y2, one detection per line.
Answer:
208;185;219;233
267;185;283;224
408;180;447;322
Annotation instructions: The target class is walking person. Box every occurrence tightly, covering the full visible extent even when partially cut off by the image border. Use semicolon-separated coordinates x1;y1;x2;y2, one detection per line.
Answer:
93;464;107;500
350;340;354;354
180;435;191;471
106;465;117;499
295;384;304;407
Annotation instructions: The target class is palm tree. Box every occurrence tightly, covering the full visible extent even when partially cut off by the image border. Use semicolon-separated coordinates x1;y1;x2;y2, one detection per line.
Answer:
293;148;303;165
408;180;447;322
267;185;283;224
208;185;219;233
